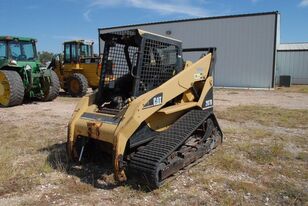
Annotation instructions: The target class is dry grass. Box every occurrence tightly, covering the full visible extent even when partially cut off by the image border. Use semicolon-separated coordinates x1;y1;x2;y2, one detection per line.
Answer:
206;150;245;172
276;85;308;94
238;142;291;164
0;122;55;196
1;90;308;205
216;105;308;128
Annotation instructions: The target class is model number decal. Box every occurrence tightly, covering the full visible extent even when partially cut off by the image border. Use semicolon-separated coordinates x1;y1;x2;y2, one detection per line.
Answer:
143;93;163;109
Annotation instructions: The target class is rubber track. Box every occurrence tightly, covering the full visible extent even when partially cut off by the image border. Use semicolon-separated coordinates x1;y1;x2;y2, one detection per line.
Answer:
0;70;24;107
129;109;211;188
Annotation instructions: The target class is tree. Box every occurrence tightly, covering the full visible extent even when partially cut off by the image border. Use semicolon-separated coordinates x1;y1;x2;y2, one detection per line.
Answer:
38;51;54;65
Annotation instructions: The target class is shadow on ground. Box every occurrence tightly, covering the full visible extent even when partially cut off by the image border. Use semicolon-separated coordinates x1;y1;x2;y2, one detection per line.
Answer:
59;91;71;97
40;142;123;190
58;90;93;97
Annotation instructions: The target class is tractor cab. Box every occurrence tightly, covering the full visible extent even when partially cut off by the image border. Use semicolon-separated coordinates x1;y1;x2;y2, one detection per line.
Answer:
63;40;95;64
0;36;39;68
0;36;60;107
96;29;183;110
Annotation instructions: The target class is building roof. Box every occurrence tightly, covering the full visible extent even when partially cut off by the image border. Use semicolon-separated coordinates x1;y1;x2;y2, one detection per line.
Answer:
278;43;308;51
99;11;278;31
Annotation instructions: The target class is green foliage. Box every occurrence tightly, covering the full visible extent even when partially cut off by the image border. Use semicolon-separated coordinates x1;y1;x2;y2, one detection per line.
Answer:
38;51;54;65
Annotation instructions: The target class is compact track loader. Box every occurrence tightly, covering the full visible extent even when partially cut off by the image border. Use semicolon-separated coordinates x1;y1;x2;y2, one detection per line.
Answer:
67;29;222;189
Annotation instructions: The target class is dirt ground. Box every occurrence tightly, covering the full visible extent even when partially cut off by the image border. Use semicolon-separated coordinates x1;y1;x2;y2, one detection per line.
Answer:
0;87;307;206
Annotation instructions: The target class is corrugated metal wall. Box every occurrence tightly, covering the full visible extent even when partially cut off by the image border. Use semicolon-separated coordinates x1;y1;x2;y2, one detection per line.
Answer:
277;51;308;84
99;12;278;88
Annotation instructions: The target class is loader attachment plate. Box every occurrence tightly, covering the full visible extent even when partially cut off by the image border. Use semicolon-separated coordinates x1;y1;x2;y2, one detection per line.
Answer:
81;112;120;125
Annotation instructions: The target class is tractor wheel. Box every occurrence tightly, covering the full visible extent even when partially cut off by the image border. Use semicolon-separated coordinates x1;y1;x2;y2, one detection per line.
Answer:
42;70;60;101
0;70;24;107
67;73;88;97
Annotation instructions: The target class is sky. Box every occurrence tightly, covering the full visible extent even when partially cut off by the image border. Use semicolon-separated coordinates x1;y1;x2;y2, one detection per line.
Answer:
1;0;307;53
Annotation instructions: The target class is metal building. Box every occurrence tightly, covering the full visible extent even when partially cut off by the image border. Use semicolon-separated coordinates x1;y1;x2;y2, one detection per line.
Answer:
99;11;280;88
276;43;308;84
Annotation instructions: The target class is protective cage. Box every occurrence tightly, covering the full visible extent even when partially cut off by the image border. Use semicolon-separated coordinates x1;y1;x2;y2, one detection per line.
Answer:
98;29;183;106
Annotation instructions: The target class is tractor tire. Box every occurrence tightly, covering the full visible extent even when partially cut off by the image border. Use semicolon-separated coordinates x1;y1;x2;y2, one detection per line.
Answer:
42;70;60;101
0;70;24;107
67;73;88;97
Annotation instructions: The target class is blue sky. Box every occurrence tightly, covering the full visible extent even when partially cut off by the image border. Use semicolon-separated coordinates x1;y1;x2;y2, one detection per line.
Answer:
1;0;307;53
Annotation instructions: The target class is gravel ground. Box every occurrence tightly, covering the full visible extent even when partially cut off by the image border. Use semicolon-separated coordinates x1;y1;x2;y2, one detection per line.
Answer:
0;88;307;206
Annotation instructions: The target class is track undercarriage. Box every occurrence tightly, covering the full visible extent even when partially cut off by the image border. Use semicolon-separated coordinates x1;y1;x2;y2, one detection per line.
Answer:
128;110;222;189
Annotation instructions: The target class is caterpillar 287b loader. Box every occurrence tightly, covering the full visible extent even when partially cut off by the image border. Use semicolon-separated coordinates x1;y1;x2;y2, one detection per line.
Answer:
67;29;223;189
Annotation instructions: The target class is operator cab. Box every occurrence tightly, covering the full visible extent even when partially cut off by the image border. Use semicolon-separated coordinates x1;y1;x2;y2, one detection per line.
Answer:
63;40;94;64
97;29;183;111
0;36;37;62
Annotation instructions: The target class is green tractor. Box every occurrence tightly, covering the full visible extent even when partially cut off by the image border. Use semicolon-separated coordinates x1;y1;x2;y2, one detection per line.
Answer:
0;36;60;107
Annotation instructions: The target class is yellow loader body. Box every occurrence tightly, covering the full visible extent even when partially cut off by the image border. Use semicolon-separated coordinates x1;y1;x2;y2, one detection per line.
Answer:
67;29;222;189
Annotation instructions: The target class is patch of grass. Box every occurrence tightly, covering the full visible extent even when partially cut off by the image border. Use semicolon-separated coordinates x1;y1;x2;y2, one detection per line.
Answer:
0;121;64;197
296;152;308;162
220;195;239;206
247;128;273;139
195;175;227;190
0;176;39;196
227;180;265;194
59;178;94;195
196;176;247;206
159;192;205;206
276;161;308;179
223;126;273;140
207;151;244;172
217;105;308;128
238;142;291;164
228;91;239;95
276;85;308;94
264;180;308;205
0;148;15;183
291;135;308;150
243;144;271;164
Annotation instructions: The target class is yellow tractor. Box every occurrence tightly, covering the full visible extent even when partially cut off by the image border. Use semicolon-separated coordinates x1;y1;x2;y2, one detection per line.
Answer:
51;40;102;97
67;29;222;189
